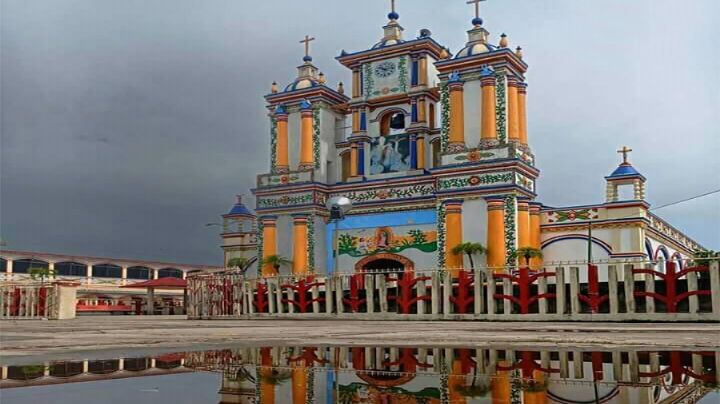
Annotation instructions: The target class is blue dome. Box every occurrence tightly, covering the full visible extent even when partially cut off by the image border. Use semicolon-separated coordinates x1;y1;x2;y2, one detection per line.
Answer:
303;55;313;62
388;11;400;20
227;198;254;217
607;163;644;179
455;42;498;59
284;77;320;92
472;17;483;26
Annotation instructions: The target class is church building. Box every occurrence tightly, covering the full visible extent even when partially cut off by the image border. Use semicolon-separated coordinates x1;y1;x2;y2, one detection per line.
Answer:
219;1;703;277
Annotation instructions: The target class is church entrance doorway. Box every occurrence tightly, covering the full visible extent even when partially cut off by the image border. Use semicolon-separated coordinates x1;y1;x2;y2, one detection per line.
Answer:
355;253;414;274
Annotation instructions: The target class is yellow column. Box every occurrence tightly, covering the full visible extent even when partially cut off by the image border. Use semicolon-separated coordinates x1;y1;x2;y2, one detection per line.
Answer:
352;110;360;133
445;200;464;276
299;102;314;170
419;57;428;86
491;362;512;404
416;135;426;170
275;112;289;172
262;217;278;277
418;97;427;122
449;359;468;404
529;204;542;269
507;77;520;142
523;370;547;404
486;198;506;270
518;83;528;145
350;143;358;177
517;200;530;250
260;348;275;404
448;79;465;151
292;215;309;275
352;69;360;98
480;76;497;143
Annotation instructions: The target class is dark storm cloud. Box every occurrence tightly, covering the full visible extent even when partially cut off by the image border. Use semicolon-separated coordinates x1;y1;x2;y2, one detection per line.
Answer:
1;0;718;265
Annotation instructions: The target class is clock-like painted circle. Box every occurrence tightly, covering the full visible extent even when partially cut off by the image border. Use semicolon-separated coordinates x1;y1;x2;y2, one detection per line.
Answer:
374;61;396;78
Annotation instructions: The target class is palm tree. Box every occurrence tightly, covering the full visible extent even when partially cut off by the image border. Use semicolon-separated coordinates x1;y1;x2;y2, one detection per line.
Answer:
451;242;486;269
29;267;56;285
226;257;254;275
261;255;292;273
513;246;543;267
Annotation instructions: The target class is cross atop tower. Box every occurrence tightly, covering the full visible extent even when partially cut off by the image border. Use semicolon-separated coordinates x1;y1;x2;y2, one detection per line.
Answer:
617;146;633;165
387;0;400;21
300;35;315;62
467;0;487;25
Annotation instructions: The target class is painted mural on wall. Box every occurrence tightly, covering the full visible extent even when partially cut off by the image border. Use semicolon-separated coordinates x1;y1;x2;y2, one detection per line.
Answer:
339;383;441;403
337;225;437;258
370;134;410;174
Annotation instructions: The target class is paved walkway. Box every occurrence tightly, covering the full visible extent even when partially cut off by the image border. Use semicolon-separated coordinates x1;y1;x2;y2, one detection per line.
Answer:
1;316;718;364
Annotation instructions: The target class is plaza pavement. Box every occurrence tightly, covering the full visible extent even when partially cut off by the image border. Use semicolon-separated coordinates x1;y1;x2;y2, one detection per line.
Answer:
1;316;718;365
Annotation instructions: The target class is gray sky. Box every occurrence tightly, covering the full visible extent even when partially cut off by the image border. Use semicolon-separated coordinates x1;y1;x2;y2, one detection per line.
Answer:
1;0;718;266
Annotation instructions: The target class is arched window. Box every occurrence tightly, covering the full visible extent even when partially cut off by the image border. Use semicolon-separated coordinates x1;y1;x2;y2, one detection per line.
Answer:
127;266;151;280
428;103;436;129
158;268;183;278
55;262;87;277
340;150;351;182
92;264;122;278
12;259;48;274
431;138;442;168
380;111;406;136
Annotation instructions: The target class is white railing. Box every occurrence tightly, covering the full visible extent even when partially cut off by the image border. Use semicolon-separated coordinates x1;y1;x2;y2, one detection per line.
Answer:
0;283;59;319
187;259;720;322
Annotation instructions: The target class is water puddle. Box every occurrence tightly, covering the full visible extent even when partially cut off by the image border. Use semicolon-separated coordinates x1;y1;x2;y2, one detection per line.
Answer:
1;345;718;403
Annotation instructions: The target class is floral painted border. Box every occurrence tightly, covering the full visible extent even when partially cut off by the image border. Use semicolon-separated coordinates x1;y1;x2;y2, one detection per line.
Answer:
515;173;535;192
436;202;447;269
257;193;314;209
495;73;507;144
437;172;513;192
270;117;277;173
504;195;517;266
256;221;264;276
440;82;450;152
363;63;374;98
547;208;599;223
312;105;321;169
398;56;408;93
307;215;316;272
337;184;435;204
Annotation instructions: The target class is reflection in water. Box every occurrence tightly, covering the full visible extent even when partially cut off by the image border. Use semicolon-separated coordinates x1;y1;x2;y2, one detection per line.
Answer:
2;347;718;403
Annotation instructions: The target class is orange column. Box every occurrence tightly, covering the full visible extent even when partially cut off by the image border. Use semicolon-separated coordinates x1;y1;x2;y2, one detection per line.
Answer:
445;200;464;276
449;359;468;404
275;110;289;173
418;57;428;86
260;348;275;404
261;216;278;277
507;77;520;142
299;101;314;170
486;198;506;270
352;69;360;98
529;204;542;269
292;215;309;275
352;110;360;133
518;83;528;145
418;97;427;123
350;143;358;177
480;75;497;144
517;200;531;251
291;362;308;404
491;362;512;404
448;78;466;151
523;370;548;404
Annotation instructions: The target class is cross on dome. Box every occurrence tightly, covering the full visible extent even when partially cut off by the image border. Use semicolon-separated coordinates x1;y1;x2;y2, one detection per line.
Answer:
467;0;488;26
617;146;633;165
300;35;316;62
388;0;400;21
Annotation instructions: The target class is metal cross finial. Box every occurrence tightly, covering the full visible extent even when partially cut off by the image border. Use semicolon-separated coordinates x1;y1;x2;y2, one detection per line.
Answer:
390;0;396;13
300;35;316;58
467;0;487;19
617;146;633;164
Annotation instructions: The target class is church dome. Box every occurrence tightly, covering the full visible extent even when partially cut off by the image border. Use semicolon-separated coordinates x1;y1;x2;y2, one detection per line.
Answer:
608;163;642;178
372;37;406;49
455;41;497;59
284;77;320;92
225;196;255;217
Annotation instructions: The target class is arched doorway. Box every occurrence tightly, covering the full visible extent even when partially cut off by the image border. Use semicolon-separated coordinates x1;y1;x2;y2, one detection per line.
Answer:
355;253;414;274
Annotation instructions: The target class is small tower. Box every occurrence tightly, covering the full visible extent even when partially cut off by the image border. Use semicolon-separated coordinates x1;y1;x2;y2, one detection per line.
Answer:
221;195;258;268
605;147;646;202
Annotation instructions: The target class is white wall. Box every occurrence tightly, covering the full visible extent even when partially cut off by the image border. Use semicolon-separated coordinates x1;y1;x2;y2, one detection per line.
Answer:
463;80;482;148
462;198;489;267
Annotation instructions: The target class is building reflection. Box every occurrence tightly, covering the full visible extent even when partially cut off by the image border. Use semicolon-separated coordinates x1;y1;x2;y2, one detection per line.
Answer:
2;347;717;403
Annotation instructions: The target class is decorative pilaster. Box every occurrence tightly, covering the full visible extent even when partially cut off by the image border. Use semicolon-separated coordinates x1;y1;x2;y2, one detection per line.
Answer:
480;67;498;147
352;68;360;98
507;77;520;142
416;134;425;170
444;200;464;275
409;134;418;169
495;73;508;143
529;203;542;268
299;100;314;170
447;72;466;152
418;97;427;123
275;106;289;173
486;197;506;270
350;143;358;177
261;216;278;277
504;195;518;267
518;82;528;145
419;57;428;86
357;142;365;176
292;214;310;275
411;98;419;123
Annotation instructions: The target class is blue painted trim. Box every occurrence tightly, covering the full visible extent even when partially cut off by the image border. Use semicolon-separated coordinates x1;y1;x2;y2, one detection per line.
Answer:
357;147;365;175
645;238;654;259
411;60;419;86
410;136;418;169
326;210;437;274
411;103;418;122
360;111;367;131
